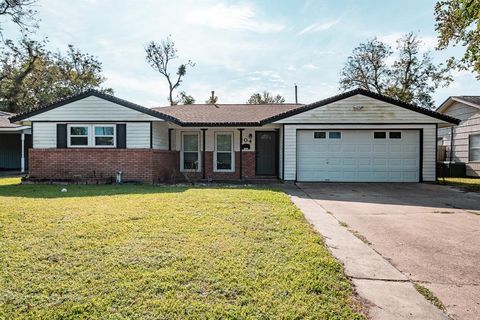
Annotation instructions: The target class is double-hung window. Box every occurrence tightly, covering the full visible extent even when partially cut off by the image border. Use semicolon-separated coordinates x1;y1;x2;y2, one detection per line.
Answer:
69;125;89;147
67;124;116;148
469;134;480;162
182;132;200;171
215;132;234;171
94;125;115;146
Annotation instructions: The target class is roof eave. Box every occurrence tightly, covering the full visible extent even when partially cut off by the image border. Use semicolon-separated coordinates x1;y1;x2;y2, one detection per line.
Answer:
8;90;183;124
177;122;262;127
262;88;460;125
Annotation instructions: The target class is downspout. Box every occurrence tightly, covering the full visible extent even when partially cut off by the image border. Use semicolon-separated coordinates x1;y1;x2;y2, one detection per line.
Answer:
449;126;454;164
20;132;25;173
238;129;244;180
201;129;207;180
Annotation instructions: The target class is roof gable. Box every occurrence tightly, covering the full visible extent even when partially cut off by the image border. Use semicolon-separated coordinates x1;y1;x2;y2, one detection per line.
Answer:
9;90;179;123
437;96;480;114
268;89;459;125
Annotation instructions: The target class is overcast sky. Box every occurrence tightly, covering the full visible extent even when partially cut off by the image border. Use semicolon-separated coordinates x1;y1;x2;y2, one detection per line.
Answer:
6;0;480;107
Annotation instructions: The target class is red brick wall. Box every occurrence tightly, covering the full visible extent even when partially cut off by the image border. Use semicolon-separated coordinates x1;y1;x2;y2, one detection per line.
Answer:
180;151;259;181
152;150;180;182
29;149;272;183
29;149;178;183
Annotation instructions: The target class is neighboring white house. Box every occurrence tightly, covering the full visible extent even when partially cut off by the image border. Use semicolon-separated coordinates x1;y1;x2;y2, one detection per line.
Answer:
437;96;480;177
9;88;459;183
0;112;31;172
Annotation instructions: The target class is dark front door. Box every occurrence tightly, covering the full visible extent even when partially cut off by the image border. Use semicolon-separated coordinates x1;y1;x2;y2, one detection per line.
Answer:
255;131;278;176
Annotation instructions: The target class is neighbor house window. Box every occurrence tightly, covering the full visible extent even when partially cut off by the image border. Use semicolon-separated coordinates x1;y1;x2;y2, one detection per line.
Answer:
215;132;234;171
374;132;386;139
389;132;402;139
68;125;89;147
182;132;200;171
67;124;116;148
314;131;326;139
469;134;480;162
94;125;115;146
329;131;341;139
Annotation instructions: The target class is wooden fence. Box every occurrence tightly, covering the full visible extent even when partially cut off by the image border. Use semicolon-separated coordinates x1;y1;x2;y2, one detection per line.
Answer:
437;145;447;162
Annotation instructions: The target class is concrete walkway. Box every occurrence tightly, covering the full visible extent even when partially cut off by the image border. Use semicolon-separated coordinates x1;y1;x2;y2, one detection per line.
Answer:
285;185;449;320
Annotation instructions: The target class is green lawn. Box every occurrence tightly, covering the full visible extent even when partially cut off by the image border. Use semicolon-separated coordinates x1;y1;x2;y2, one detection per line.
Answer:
438;177;480;192
0;178;364;319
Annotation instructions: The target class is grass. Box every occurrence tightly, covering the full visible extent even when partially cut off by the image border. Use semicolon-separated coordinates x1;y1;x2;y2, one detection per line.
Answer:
0;178;364;319
437;177;480;192
414;283;446;311
338;221;371;246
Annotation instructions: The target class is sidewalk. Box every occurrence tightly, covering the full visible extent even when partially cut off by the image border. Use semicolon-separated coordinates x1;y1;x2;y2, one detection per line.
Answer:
284;185;449;320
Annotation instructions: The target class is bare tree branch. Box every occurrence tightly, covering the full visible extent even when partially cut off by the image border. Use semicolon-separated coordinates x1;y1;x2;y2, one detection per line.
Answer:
145;36;195;105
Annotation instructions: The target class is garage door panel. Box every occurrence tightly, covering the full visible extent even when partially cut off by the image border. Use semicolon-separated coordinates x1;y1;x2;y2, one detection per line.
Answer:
358;144;371;152
389;144;402;152
403;144;417;152
297;130;419;182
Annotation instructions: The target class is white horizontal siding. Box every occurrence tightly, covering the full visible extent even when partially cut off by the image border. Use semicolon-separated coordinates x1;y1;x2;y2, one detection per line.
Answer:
284;124;437;182
126;123;150;149
32;122;56;148
275;94;450;125
423;125;436;181
33;121;153;149
152;122;169;150
27;96;160;121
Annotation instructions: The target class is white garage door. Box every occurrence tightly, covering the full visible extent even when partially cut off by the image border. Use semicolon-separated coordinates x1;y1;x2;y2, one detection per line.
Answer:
297;130;420;182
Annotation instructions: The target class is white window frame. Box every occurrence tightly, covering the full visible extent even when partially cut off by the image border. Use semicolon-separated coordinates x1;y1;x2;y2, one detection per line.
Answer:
67;124;116;148
93;124;116;148
181;132;201;172
67;124;90;148
469;134;480;162
214;132;235;172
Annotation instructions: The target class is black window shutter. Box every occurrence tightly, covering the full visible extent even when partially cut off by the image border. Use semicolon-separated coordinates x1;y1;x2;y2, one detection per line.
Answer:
117;124;126;148
56;124;67;148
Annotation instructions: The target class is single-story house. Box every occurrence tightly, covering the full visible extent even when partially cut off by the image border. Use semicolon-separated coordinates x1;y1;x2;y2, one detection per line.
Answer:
437;96;480;177
0;111;31;172
9;88;459;183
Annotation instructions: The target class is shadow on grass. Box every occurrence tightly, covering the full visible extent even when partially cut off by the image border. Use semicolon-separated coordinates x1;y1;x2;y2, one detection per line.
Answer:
0;180;280;199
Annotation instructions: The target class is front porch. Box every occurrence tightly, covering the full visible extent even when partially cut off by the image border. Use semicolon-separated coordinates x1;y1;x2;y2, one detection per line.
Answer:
171;126;282;183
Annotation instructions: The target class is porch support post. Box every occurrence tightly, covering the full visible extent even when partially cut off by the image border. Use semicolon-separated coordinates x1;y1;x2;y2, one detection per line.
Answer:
201;129;207;180
275;128;280;179
168;128;173;151
20;132;25;173
238;129;244;180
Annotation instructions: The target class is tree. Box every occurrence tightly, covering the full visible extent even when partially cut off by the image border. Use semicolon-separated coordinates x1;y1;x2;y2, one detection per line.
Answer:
0;36;113;113
145;36;195;106
176;91;195;105
53;45;112;95
435;0;480;78
247;91;285;104
205;91;218;104
339;38;392;93
0;0;39;38
339;33;451;108
0;35;44;112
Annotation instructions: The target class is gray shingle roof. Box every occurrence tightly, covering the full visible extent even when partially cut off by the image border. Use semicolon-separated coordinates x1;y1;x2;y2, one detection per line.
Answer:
0;111;21;128
455;96;480;107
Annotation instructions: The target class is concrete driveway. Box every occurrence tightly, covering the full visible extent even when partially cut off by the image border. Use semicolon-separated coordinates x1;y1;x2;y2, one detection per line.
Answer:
297;183;480;320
